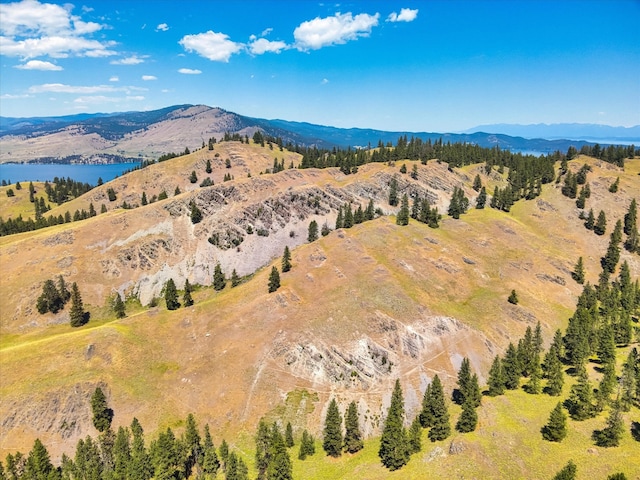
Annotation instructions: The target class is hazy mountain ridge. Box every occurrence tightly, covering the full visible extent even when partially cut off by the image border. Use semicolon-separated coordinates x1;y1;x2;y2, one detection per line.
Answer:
0;105;625;165
464;122;640;141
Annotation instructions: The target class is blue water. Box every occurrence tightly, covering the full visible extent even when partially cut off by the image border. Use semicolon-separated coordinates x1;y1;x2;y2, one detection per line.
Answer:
0;162;140;185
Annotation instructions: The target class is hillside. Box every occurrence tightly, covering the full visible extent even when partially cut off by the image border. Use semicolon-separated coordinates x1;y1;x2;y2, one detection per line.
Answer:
0;105;614;165
0;144;639;478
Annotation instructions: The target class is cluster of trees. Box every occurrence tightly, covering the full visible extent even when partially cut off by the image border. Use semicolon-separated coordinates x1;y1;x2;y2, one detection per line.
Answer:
335;199;376;229
35;275;86;327
43;177;93;205
389;173;440;228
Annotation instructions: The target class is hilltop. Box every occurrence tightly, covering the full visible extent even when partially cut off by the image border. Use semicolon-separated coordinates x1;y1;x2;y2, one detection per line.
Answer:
0;141;639;478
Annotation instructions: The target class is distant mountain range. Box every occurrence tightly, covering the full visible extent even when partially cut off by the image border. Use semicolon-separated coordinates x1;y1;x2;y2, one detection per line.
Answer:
463;123;640;142
0;105;635;164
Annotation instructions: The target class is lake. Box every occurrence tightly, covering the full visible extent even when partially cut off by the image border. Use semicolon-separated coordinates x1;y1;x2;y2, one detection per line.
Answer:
0;162;140;185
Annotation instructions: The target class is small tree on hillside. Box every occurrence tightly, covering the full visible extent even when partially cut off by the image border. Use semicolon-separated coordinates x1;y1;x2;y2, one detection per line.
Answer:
553;460;577;480
91;387;113;432
282;246;292;273
343;401;363;454
476;186;487;209
183;279;194;307
396;194;410;226
541;402;567;442
594;210;607;235
572;257;585;284
428;375;451;442
231;269;240;287
213;264;226;291
113;292;126;318
268;266;280;293
189;201;202;224
323;399;342;458
189;171;198;184
69;282;86;327
308;220;319;242
487;355;506;396
285;422;294;448
164;278;180;311
379;379;409;470
507;289;519;305
455;399;478;433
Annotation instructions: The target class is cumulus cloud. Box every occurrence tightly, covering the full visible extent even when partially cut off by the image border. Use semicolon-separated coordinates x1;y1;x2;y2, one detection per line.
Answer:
156;23;169;32
141;75;157;81
249;38;287;55
387;8;419;23
178;68;202;74
0;0;114;59
110;55;145;65
15;59;62;70
179;30;243;62
293;12;379;50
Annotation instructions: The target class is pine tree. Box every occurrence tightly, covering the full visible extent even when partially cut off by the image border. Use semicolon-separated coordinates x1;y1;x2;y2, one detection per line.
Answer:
472;174;482;192
502;343;521;390
202;424;219;478
57;275;71;303
335;206;344;229
609;177;620;193
213;264;226;291
419;383;434;427
525;352;542;394
544;348;564;396
282;246;292;273
585;208;595;230
396;194;410;226
113;292;126;318
91;387;113;432
25;438;54;480
343;203;354;228
487;355;506;396
183;279;194;307
594;402;625;447
255;419;270;479
189;171;198;183
407;416;422;454
552;460;577;480
427;375;451;442
164;278;180;310
507;289;518;305
129;418;151;480
567;364;595;420
307;220;319;242
379;379;409;470
36;279;64;314
476;186;487;209
620;349;638;411
268;266;280;293
231;269;241;287
189;200;202;224
594;210;607;235
323;399;343;457
298;430;315;460
572;257;585;284
69;282;86;327
541;402;567;442
206;159;212;173
183;413;202;477
388;176;398;206
113;426;131;480
285;422;294;448
343;401;363;454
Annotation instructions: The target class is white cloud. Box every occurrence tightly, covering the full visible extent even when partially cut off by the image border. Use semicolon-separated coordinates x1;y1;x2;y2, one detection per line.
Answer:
387;8;418;23
141;75;157;81
110;55;145;65
15;59;62;70
321;78;329;84
156;23;169;32
261;28;273;37
73;95;145;104
109;76;119;82
293;12;379;50
0;93;32;99
0;0;113;59
178;68;202;74
179;31;243;62
249;38;287;55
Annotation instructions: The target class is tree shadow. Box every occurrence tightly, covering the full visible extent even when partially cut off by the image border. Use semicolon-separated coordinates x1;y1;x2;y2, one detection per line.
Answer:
631;421;640;442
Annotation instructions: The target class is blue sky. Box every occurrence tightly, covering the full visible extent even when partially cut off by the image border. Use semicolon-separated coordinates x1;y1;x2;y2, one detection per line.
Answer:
0;0;638;132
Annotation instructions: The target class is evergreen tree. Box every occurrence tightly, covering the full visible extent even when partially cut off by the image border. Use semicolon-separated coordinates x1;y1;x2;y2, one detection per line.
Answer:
164;278;180;310
285;422;294;448
476;186;487;209
255;420;270;480
113;292;126;318
567;364;595;420
407;416;422;454
552;460;577;480
25;438;55;480
388;176;398;206
201;424;219;477
183;413;202;477
620;349;638;411
365;198;375;221
189;171;198;183
267;423;292;480
141;192;148;206
411;164;419;180
594;402;625;447
69;282;86;327
609;177;620;193
448;186;469;219
113;426;131;480
487;355;506;396
323;399;343;457
183;279;194;307
541;402;567;442
571;257;585;284
343;401;363;454
472;174;482;192
57;275;71;303
213;264;226;291
91;387;113;432
36;279;64;314
206;159;212;174
282;246;292;273
585;208;595;230
544;348;565;396
623;198;637;235
231;269;241;287
427;375;451;442
297;430;315;460
379;379;409;470
343;203;354;228
129;418;151;480
594;210;607;235
189;200;202;224
219;439;229;466
268;266;280;293
419;383;434;427
503;342;521;390
507;289;519;305
307;220;318;242
525;352;542;394
396;194;410;226
335;206;344;229
455;399;478;434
